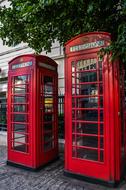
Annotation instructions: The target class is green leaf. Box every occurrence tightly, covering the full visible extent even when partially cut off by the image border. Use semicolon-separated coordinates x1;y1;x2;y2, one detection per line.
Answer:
0;0;125;64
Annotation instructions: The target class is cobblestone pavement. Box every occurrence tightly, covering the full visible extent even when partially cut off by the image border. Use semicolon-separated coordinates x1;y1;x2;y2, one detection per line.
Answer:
0;146;126;190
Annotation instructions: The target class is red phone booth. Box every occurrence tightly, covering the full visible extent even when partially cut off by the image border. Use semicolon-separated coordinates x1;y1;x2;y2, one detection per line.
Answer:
64;32;126;186
7;54;58;169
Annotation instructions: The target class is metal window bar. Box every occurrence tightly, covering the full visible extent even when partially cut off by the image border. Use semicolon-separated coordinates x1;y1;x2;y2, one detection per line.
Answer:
0;99;7;131
58;95;64;139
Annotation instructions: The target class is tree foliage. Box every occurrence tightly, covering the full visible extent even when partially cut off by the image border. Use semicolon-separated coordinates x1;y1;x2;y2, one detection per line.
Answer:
0;0;126;61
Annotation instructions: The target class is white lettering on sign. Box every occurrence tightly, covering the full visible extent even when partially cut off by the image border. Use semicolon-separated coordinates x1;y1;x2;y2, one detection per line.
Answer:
70;40;104;52
77;58;97;70
38;62;56;71
12;61;32;69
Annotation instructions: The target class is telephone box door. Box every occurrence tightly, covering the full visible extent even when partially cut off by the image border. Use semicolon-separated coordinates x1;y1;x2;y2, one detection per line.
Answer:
37;68;58;166
8;69;33;167
65;54;112;181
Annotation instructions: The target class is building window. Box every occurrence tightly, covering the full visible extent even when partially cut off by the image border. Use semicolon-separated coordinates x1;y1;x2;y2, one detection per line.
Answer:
0;92;7;131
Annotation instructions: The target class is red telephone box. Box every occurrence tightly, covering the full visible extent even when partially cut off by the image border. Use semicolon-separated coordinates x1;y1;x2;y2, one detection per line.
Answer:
64;32;126;186
7;54;58;169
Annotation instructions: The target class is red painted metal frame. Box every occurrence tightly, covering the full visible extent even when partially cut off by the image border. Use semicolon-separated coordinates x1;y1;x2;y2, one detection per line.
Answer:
7;54;58;169
64;32;125;183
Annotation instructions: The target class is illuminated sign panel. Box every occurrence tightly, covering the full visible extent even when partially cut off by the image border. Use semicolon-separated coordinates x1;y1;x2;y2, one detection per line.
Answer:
70;40;104;52
12;61;32;69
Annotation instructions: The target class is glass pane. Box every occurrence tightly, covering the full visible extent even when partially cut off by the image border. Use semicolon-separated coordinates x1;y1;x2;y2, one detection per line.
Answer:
13;105;27;112
72;61;75;73
44;114;53;122
100;150;104;162
76;59;97;71
44;141;54;152
13;142;27;152
75;135;98;148
44;133;53;142
72;86;76;95
100;97;103;108
44;76;53;84
72;74;75;87
12;85;28;94
14;75;29;85
14;133;28;143
100;123;103;135
13;114;27;122
100;137;104;148
44;97;53;112
100;110;104;121
73;148;98;161
44;86;53;95
72;122;98;134
13;96;27;103
73;110;98;121
99;70;102;81
44;123;53;131
72;97;98;108
76;72;97;83
98;60;103;70
44;76;53;95
99;84;103;94
72;134;75;145
72;146;76;157
13;124;27;132
72;84;98;96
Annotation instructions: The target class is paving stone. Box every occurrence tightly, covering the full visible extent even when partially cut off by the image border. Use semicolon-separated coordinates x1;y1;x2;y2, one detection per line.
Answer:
0;145;7;164
0;146;126;190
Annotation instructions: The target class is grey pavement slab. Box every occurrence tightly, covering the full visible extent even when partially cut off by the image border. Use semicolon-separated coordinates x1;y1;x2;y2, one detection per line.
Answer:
0;146;7;165
0;146;126;190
